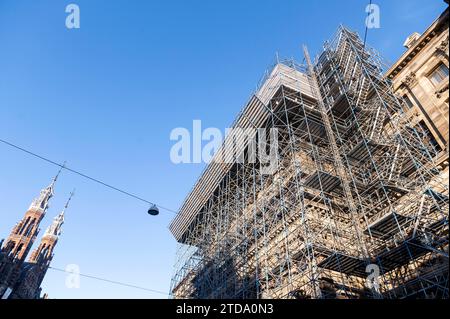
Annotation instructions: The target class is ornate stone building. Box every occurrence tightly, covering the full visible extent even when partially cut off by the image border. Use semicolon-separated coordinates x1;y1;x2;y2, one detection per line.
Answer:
0;171;73;299
386;6;449;168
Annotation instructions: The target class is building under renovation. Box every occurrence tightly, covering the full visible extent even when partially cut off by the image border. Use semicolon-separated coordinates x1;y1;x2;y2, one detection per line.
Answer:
169;10;449;299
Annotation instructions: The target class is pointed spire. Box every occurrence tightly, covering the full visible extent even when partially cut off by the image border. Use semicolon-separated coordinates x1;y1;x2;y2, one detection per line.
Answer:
29;164;66;212
44;190;75;238
60;189;75;216
49;161;66;189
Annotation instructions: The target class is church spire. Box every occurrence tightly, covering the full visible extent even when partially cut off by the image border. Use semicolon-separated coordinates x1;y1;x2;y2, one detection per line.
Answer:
0;170;74;299
48;163;64;190
28;190;74;265
0;168;63;264
43;190;74;238
29;164;65;213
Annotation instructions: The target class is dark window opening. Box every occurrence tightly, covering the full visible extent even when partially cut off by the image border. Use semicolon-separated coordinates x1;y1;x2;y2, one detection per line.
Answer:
429;63;449;86
402;94;414;109
418;120;442;153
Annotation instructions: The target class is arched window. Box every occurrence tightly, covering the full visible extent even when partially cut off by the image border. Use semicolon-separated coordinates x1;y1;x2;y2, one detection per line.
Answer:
18;217;31;235
14;243;24;258
38;244;50;263
6;241;15;255
24;220;36;237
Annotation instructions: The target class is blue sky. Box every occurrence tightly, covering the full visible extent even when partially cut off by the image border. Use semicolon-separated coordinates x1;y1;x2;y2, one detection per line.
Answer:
0;0;447;298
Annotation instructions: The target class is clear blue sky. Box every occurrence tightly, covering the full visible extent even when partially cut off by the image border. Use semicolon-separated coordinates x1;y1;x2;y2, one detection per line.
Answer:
0;0;447;299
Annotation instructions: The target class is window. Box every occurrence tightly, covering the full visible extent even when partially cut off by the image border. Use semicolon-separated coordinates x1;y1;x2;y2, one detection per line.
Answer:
418;120;442;153
403;94;414;109
429;63;449;86
17;216;30;235
24;220;35;237
14;243;24;258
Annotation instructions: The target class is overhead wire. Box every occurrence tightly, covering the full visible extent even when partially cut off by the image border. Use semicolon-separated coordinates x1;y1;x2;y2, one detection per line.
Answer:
48;266;171;297
0;138;178;215
3;1;382;299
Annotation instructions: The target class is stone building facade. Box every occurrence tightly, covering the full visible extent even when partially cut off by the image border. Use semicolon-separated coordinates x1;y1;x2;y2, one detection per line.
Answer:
386;7;449;168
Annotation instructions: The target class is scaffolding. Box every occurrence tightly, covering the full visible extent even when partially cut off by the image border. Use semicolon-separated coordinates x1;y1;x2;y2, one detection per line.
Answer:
169;26;449;299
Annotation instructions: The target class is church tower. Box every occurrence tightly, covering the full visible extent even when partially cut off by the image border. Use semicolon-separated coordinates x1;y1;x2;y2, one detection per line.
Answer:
9;191;75;299
29;190;74;266
0;168;62;298
1;170;60;262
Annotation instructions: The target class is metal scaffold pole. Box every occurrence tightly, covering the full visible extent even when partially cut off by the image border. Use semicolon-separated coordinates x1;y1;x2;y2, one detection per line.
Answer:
169;26;449;299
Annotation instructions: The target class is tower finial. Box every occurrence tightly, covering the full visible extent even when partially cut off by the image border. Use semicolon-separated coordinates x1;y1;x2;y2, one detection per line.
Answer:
43;189;75;238
30;164;66;212
51;161;66;186
63;189;76;211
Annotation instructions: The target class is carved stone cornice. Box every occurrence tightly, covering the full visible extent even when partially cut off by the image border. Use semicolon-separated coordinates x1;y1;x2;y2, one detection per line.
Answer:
401;71;417;88
436;35;449;56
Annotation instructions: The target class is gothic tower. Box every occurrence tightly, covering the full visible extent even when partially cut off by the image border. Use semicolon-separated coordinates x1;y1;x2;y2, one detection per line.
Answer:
29;190;74;265
10;191;74;299
0;169;61;298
